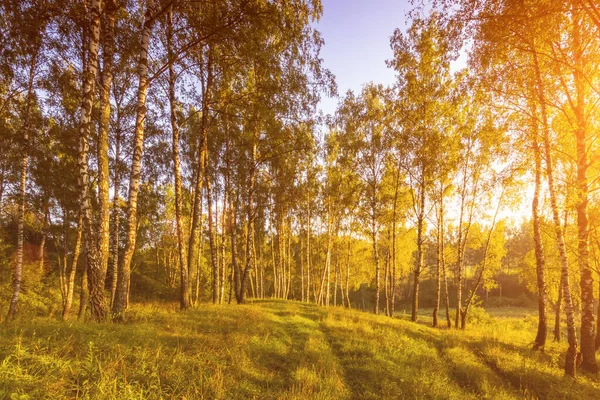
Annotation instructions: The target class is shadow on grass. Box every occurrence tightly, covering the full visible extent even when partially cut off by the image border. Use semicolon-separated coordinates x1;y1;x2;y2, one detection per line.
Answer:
397;319;600;400
319;313;475;399
2;300;598;400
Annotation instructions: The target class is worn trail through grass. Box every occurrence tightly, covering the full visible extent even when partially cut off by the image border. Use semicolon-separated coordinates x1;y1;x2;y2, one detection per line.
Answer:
1;300;599;399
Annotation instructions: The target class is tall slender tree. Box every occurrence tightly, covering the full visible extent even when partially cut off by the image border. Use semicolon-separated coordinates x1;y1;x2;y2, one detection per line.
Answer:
113;0;157;318
78;0;106;321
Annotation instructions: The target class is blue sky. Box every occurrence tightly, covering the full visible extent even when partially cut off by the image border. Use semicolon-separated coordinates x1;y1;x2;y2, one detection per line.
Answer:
315;0;413;116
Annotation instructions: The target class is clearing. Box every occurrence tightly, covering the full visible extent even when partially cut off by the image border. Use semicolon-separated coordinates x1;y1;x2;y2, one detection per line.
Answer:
1;300;599;399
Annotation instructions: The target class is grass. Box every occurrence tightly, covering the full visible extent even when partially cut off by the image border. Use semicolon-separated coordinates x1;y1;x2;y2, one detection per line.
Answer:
0;300;598;399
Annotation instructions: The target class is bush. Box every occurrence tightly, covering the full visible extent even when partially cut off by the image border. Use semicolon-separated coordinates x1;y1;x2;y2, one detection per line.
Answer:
466;295;493;326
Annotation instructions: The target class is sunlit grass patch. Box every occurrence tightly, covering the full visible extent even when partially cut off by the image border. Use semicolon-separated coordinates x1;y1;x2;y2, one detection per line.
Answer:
473;339;600;399
444;345;516;399
0;300;599;399
322;308;475;399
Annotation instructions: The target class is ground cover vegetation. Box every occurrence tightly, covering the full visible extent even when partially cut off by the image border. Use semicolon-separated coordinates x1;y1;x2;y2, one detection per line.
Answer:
1;300;600;399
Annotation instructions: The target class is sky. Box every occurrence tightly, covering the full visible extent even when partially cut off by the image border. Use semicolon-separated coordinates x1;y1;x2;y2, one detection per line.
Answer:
314;0;413;117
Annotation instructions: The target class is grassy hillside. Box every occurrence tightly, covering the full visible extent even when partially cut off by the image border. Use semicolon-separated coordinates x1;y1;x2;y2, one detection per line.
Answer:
1;301;599;399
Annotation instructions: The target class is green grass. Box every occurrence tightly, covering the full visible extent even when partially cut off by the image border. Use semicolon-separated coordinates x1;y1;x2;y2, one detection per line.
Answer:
0;301;598;399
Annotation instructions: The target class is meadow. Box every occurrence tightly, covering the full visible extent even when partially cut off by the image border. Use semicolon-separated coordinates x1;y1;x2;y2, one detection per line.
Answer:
1;300;599;399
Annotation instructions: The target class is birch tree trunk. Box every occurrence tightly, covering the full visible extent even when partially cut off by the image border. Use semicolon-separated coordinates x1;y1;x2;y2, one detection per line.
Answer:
220;184;227;303
0;161;5;209
195;221;204;305
325;200;333;306
596;273;600;350
346;237;351;309
306;202;311;303
531;110;548;351
300;230;305;302
384;235;390;316
411;180;425;322
110;126;121;307
276;212;283;298
63;214;83;319
391;170;399;317
6;41;39;321
7;136;28;320
455;168;468;328
372;217;380;315
206;170;219;304
187;46;212;305
554;275;563;342
231;194;240;303
59;215;68;307
441;219;451;328
239;140;257;304
287;221;292;299
270;199;278;298
533;46;578;377
97;0;116;291
167;7;190;309
78;266;88;320
113;0;157;319
433;192;442;328
285;222;292;298
77;0;106;321
571;10;598;373
38;207;48;275
334;254;339;307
